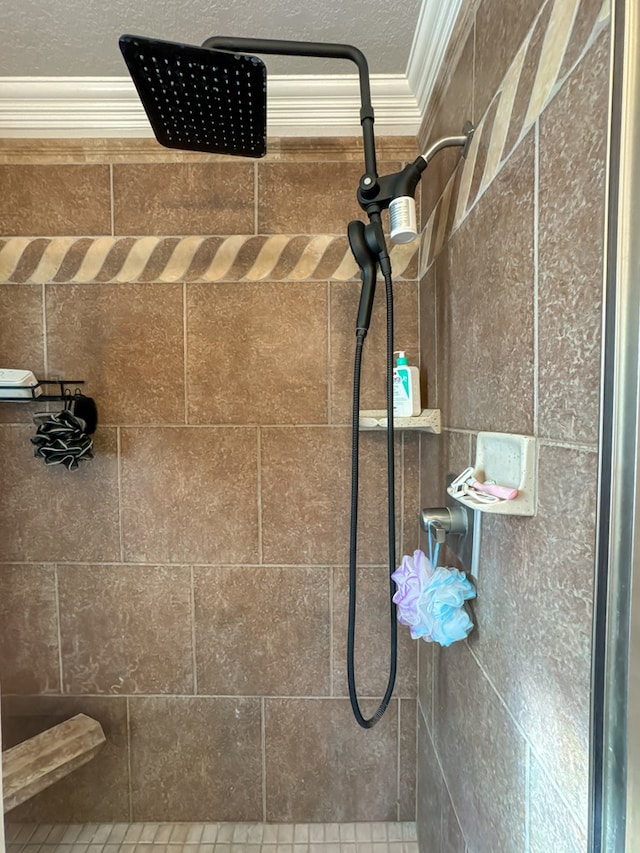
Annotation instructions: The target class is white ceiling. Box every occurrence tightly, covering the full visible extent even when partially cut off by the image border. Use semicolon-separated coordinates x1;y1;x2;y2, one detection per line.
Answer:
0;0;423;77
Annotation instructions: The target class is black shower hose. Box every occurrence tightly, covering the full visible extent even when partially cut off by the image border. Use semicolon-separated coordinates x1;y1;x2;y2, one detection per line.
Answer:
347;267;398;728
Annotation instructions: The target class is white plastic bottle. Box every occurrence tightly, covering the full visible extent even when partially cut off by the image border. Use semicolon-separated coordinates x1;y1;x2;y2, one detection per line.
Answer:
393;351;421;417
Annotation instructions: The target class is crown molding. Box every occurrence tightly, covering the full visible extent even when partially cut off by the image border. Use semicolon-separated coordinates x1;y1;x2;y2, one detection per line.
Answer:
0;74;420;138
405;0;464;119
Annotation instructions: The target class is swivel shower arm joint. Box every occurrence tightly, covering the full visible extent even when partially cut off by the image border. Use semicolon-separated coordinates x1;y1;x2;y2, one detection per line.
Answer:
356;122;475;216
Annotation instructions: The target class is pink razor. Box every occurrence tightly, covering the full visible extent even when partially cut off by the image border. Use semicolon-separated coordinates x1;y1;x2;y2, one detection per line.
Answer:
468;477;518;500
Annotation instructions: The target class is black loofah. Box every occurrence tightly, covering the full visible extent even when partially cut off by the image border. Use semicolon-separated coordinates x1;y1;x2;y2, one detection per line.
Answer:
31;409;94;470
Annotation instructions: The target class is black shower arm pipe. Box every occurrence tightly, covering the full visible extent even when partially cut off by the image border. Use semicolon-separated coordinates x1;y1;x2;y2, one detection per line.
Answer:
202;36;378;178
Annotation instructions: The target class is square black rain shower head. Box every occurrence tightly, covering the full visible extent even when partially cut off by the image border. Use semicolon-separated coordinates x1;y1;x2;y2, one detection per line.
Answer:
119;34;267;157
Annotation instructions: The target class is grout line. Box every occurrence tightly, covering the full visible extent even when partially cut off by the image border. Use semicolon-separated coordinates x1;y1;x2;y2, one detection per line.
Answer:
41;282;49;377
417;430;422;548
329;567;334;696
439;743;445;853
0;560;392;569
261;697;267;822
257;427;263;565
327;280;333;424
254;161;259;235
419;700;469;852
414;688;419;823
183;281;189;424
533;119;540;436
525;741;532;853
190;566;198;695
466;641;586;830
430;644;435;736
34;422;361;429
396;697;402;822
439;425;598;453
117;426;124;562
126;696;133;821
0;419;598;451
472;15;477;124
433;262;439;408
110;164;115;236
53;564;64;693
0;690;416;702
400;433;406;557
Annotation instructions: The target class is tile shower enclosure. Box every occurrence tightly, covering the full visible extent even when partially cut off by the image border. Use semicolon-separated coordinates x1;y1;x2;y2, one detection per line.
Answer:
0;138;422;823
0;0;610;847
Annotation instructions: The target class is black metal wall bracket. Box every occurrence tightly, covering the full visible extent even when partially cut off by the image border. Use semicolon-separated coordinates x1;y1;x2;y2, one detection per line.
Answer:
0;379;86;403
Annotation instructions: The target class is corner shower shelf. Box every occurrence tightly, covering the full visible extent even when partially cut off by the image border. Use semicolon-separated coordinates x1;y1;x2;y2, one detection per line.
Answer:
359;409;441;433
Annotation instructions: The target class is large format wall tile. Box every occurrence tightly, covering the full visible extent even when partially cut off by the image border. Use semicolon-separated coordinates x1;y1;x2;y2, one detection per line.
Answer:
46;283;185;425
501;2;553;159
420;31;474;221
529;753;587;853
58;564;193;694
402;432;422;557
329;280;419;424
264;698;398;821
559;0;605;78
436;133;535;432
187;281;328;424
0;284;44;423
474;0;546;121
538;33;608;445
194;566;330;696
261;427;403;566
417;642;434;733
419;265;437;409
257;161;399;234
0;565;59;694
442;792;465;853
416;708;443;853
469;444;596;826
332;566;417;699
120;426;259;564
2;695;129;822
0;283;44;396
419;430;471;511
0;426;120;563
0;165;111;236
113;163;255;235
418;705;465;851
129;696;262;821
399;698;418;821
434;642;527;853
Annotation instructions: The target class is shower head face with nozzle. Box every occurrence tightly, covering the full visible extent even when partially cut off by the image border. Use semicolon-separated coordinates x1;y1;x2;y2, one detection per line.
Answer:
119;34;267;158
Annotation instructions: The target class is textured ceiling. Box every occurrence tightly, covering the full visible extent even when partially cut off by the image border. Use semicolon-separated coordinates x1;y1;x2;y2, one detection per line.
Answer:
1;0;423;77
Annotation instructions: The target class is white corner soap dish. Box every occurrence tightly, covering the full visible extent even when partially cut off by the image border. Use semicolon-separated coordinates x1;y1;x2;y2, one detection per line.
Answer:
448;432;537;516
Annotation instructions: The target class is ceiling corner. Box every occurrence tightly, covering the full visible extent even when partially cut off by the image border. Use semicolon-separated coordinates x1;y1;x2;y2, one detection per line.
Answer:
406;0;464;117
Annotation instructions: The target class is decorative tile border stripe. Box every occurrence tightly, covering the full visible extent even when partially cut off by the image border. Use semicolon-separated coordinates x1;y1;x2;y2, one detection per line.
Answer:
419;0;610;276
0;235;418;284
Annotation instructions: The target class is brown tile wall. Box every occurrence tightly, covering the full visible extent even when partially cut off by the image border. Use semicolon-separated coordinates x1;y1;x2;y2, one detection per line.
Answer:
415;0;608;851
0;137;420;822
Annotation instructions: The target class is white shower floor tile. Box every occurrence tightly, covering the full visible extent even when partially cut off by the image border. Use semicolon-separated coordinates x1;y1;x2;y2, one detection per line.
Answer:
4;822;418;853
